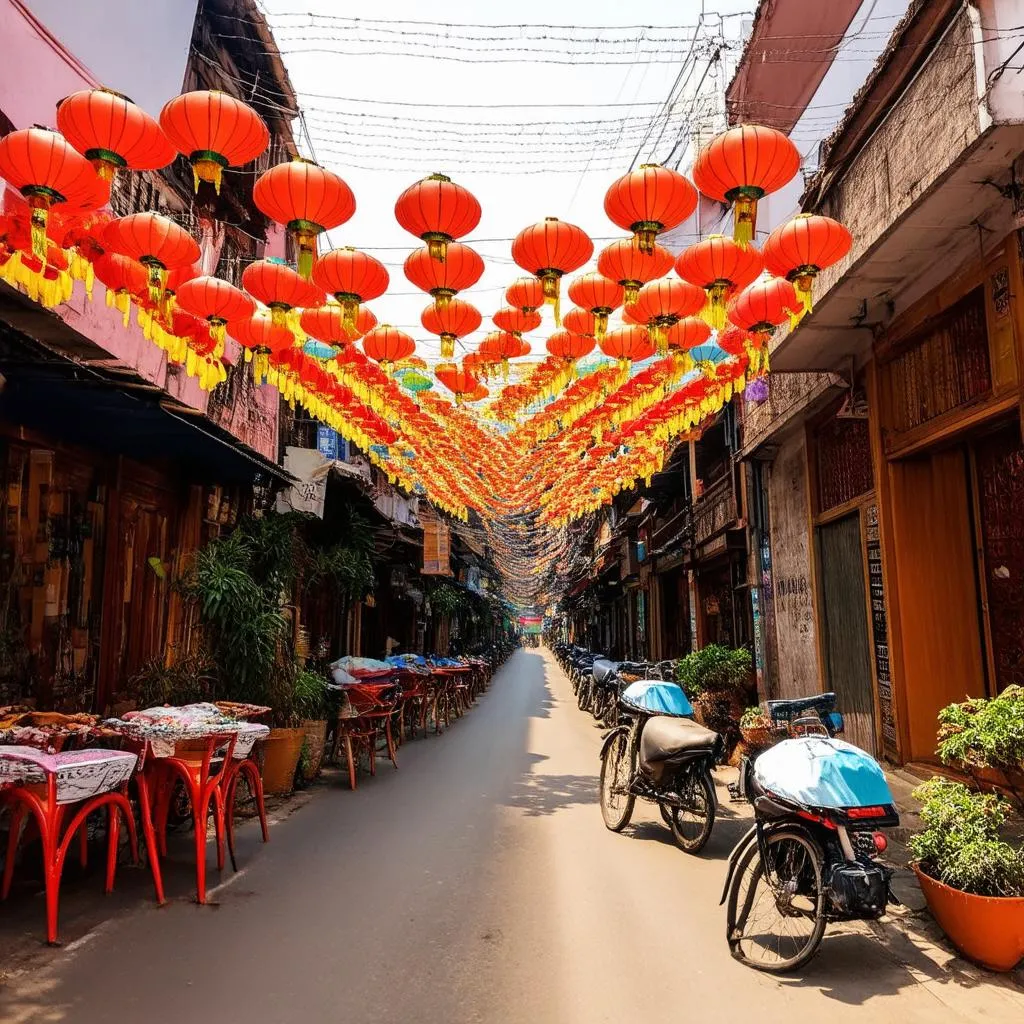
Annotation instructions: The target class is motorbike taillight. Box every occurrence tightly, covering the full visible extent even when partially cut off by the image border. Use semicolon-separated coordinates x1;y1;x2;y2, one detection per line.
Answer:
873;832;888;854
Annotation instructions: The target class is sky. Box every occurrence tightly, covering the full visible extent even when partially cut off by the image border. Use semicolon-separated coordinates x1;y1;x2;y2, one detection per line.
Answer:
260;0;756;382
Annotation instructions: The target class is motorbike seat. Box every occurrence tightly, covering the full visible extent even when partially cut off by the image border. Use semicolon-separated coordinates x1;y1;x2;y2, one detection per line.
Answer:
592;659;620;684
640;715;719;764
766;692;836;723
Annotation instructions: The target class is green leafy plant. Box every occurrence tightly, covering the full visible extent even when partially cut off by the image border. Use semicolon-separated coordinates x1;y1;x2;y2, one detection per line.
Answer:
292;667;330;722
674;644;752;699
740;705;771;731
909;777;1024;897
129;655;217;709
428;582;470;617
937;686;1024;775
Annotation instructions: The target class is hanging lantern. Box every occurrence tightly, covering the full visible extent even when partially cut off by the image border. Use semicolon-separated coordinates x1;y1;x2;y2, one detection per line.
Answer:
301;302;377;353
718;324;752;356
363;325;415;373
563;307;598;339
253;157;355;279
566;272;624;342
0;128;99;260
727;277;800;377
480;330;526;377
404;242;483;309
664;316;711;353
104;213;200;304
604;163;697;254
161;261;200;317
467;382;489;402
175;275;256;353
421;298;481;360
675;235;763;329
435;363;481;405
56;88;175;183
624;277;706;354
505;276;546;313
596;238;673;305
598;325;655;368
395;173;480;262
242;257;322;327
492;306;542;340
159;90;269;193
229;310;295;383
546;328;595;364
762;213;852;315
511;217;593;324
93;252;147;326
692;124;801;247
312;246;389;333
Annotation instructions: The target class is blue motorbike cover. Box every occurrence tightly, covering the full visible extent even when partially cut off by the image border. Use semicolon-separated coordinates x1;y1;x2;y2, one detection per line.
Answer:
620;680;693;717
753;737;894;810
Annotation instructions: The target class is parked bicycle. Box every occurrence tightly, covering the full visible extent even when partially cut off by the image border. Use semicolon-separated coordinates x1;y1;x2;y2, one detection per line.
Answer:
721;693;900;972
599;678;723;853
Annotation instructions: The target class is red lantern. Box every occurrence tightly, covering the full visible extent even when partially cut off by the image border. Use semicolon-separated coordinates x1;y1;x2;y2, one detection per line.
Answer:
624;278;706;354
301;303;377;350
547;328;595;363
312;247;389;333
421;298;481;360
253;157;355;279
175;276;256;351
242;258;322;325
692;125;800;247
675;235;763;329
435;363;481;405
511;217;593;324
363;325;415;372
229;310;294;382
404;242;483;309
762;213;852;314
159;91;269;193
727;277;801;340
395;173;480;262
56;88;175;182
492;306;542;339
604;164;697;254
506;276;546;313
567;273;624;341
599;325;655;366
718;324;752;357
596;239;673;304
480;330;526;377
93;252;147;326
665;317;711;352
0;128;99;260
104;213;200;303
563;308;598;338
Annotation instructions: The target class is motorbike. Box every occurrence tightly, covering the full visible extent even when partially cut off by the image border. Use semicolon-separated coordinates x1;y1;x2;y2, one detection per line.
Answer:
721;692;900;972
599;678;723;854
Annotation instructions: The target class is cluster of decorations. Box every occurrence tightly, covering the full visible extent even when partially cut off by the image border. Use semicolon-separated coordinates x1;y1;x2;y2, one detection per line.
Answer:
0;87;853;529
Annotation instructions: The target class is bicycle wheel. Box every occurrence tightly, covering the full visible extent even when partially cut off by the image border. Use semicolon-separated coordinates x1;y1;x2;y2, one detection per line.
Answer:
726;828;826;972
599;732;635;831
668;770;716;854
578;679;591;712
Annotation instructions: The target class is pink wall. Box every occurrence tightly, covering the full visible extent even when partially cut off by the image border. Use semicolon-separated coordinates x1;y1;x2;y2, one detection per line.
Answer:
0;0;279;463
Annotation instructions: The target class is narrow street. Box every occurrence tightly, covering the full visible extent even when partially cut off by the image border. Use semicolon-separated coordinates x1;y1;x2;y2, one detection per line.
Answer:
0;649;1019;1024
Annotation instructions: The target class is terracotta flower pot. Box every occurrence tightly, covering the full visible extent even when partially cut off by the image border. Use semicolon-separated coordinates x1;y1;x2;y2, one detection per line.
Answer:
914;864;1024;972
261;727;306;796
300;719;328;782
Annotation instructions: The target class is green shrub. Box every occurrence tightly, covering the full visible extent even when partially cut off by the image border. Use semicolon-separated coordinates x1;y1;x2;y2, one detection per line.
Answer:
674;644;751;699
908;777;1024;897
293;667;330;721
937;685;1024;776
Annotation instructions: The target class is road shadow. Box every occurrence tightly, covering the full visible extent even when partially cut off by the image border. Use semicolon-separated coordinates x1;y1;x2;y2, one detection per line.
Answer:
504;752;599;818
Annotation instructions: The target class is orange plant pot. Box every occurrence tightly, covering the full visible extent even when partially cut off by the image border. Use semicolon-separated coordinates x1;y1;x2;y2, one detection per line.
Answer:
914;865;1024;972
261;727;305;796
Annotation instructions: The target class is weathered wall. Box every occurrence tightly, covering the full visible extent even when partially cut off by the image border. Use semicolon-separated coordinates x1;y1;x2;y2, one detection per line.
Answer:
767;430;819;697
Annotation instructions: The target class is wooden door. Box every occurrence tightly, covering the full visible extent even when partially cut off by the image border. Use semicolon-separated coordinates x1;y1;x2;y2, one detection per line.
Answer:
889;448;986;761
816;513;877;754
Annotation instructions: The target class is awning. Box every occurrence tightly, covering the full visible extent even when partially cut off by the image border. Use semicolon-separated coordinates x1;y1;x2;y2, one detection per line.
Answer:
0;317;291;484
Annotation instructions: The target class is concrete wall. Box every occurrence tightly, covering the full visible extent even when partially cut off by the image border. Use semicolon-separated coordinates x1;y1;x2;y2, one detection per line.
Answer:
766;430;820;697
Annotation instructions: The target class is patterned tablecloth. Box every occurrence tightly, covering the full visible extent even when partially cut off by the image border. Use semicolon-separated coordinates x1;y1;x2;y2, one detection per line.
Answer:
103;703;270;759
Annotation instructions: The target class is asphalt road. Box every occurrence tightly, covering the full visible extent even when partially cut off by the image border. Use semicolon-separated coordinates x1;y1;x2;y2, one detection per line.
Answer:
1;649;1021;1022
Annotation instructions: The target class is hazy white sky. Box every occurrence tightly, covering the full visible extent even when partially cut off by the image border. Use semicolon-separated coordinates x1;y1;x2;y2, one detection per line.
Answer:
262;1;754;375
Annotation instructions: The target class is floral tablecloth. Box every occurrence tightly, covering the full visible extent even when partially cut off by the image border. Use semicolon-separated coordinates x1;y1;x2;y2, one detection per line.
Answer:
104;703;270;759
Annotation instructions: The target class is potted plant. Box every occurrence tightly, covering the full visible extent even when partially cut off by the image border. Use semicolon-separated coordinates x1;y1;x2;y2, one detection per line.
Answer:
739;705;775;750
674;644;752;748
909;777;1024;971
293;666;331;784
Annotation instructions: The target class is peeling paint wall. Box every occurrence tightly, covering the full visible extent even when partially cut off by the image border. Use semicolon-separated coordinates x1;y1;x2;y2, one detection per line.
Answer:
767;431;820;697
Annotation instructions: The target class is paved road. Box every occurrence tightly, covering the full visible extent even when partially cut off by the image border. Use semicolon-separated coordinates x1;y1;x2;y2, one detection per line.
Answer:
2;649;1022;1022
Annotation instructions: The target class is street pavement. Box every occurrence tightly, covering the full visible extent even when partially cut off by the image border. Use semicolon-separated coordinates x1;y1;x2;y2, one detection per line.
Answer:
2;648;1023;1023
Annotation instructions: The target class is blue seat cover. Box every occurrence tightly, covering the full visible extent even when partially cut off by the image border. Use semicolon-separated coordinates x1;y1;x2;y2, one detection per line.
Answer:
621;680;693;717
753;737;894;810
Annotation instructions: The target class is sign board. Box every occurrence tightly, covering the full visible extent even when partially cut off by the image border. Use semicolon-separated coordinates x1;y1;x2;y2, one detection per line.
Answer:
316;426;341;462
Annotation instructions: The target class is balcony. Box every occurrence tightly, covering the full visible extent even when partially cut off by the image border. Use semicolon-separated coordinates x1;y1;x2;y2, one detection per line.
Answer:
650;505;694;556
693;476;739;546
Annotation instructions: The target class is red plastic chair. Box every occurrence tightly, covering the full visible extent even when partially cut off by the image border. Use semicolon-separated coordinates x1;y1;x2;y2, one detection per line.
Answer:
0;746;139;944
335;683;400;790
